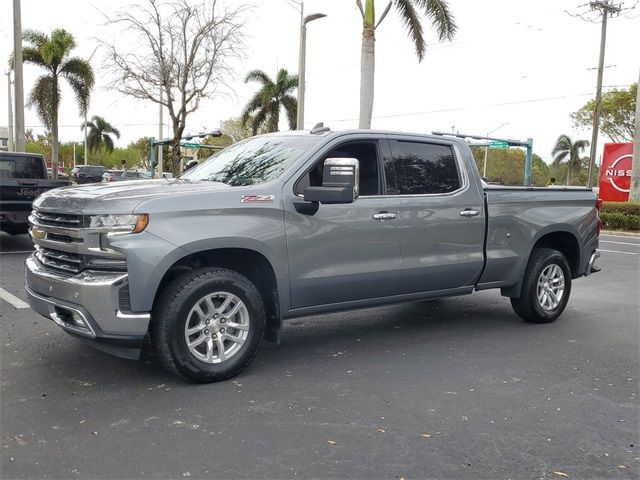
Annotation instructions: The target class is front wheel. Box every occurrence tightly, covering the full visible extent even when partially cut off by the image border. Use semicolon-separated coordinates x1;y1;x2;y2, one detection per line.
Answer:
151;268;265;382
510;248;572;323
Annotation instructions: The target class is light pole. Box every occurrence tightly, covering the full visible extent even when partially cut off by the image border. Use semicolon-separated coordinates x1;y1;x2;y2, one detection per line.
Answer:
12;0;25;152
586;0;621;188
6;71;14;152
483;122;509;178
296;3;327;130
84;45;102;165
158;86;163;178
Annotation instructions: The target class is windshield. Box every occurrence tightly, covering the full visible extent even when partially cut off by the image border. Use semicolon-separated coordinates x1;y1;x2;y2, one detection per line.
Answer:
181;135;321;186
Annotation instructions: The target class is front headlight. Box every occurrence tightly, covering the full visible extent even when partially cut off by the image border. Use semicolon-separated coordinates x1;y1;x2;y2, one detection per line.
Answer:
89;214;149;235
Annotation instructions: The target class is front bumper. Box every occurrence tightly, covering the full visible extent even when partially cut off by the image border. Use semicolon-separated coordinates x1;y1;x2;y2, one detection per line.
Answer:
25;254;150;359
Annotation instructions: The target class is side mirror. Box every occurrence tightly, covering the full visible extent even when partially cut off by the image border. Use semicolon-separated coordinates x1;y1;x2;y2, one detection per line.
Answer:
303;157;359;204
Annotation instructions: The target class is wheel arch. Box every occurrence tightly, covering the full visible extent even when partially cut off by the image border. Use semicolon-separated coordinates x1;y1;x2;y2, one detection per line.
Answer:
501;226;582;298
152;246;284;343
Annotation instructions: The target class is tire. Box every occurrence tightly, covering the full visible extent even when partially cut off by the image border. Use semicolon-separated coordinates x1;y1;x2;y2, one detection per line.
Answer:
510;248;572;323
151;267;266;382
84;177;94;183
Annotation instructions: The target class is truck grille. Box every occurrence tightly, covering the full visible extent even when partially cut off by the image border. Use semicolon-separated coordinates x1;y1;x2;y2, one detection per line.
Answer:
34;246;83;274
32;210;84;228
29;208;126;275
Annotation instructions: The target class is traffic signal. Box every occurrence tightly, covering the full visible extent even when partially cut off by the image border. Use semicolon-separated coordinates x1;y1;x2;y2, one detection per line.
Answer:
182;131;222;141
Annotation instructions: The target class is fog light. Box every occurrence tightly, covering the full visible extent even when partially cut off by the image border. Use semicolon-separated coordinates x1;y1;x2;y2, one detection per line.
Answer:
71;311;87;327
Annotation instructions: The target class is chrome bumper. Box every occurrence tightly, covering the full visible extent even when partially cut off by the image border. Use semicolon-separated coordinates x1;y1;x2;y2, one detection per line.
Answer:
25;254;150;337
585;250;601;276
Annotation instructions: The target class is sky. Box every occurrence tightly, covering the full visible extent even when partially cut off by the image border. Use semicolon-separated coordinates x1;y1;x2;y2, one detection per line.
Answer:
0;0;639;163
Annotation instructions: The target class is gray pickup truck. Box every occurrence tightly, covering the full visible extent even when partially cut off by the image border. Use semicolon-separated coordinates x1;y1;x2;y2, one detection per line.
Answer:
25;129;601;382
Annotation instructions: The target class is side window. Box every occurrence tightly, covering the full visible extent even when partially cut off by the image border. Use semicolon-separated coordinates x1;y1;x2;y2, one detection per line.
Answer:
390;141;461;195
295;140;382;196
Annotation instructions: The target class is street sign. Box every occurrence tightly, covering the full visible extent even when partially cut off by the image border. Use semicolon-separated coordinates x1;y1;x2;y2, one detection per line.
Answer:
489;141;509;149
181;143;201;149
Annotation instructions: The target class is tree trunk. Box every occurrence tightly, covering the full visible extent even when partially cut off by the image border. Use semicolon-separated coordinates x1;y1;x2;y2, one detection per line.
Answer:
51;111;59;180
629;69;640;202
268;104;279;133
359;26;375;129
171;120;184;176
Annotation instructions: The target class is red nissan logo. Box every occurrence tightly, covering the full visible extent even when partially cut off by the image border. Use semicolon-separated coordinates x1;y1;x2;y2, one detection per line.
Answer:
604;154;632;193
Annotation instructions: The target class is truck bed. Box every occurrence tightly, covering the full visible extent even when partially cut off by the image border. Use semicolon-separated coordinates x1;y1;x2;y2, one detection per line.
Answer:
478;186;599;292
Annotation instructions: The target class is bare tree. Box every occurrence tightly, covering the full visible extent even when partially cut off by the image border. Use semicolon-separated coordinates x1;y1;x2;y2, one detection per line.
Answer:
102;0;245;174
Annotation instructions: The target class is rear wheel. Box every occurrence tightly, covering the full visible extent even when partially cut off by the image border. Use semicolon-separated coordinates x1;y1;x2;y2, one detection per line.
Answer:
151;268;265;382
510;248;572;323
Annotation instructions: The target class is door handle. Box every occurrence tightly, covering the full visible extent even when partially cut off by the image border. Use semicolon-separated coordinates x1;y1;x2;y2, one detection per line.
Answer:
373;211;398;221
459;208;480;217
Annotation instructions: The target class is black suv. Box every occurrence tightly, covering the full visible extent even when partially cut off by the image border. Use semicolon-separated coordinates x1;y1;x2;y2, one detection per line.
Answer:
70;165;106;184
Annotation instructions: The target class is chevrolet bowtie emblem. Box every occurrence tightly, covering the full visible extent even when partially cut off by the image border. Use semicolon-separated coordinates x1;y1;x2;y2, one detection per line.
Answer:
32;227;46;240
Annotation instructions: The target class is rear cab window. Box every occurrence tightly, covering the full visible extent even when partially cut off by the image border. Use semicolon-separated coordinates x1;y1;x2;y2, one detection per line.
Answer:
0;154;47;179
386;140;461;195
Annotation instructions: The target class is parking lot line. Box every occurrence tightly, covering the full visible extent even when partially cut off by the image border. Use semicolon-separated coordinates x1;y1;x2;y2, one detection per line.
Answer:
599;249;638;255
0;250;33;254
0;287;30;309
600;240;640;246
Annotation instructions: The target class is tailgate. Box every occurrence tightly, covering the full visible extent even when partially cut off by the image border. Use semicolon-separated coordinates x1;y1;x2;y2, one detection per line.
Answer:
1;179;70;208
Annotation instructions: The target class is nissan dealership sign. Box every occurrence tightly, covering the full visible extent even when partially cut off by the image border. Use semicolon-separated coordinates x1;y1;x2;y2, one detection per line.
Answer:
599;143;633;202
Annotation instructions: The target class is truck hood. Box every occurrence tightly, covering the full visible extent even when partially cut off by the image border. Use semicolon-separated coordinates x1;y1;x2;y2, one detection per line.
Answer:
33;179;231;214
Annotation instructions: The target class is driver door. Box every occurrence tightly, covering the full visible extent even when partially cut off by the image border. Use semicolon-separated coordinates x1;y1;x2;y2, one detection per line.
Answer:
283;136;403;311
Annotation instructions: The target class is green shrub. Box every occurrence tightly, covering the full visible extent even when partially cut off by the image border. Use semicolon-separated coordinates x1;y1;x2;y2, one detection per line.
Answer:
600;212;640;231
601;202;640;216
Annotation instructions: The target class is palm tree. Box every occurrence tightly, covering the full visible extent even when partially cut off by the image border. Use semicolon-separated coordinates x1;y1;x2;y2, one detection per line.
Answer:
356;0;457;129
81;116;121;164
551;134;590;185
22;29;94;179
241;69;298;135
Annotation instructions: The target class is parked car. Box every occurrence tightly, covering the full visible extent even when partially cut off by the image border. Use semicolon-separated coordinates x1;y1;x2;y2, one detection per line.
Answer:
26;129;601;382
102;170;151;182
47;167;69;180
0;152;69;235
70;165;106;183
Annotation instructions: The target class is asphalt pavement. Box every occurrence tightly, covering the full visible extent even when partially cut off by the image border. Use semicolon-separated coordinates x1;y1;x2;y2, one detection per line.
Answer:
1;232;638;479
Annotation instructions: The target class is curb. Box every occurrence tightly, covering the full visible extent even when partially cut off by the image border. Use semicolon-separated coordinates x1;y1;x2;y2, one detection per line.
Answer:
601;230;640;238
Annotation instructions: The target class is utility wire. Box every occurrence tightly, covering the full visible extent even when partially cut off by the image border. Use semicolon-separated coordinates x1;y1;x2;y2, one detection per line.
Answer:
324;87;633;123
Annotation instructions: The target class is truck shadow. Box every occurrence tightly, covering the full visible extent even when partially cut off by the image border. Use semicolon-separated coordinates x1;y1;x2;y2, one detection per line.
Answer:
33;292;536;387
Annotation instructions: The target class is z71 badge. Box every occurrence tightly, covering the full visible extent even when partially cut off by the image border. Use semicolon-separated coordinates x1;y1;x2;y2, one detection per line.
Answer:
241;194;275;203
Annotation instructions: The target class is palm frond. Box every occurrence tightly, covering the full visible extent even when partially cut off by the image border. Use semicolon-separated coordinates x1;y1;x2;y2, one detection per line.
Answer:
92;115;120;138
245;69;273;86
22;29;49;48
81;121;96;131
281;95;298;130
552;151;568;167
573;139;590;152
251;109;268;135
103;135;115;153
241;90;266;126
21;47;46;67
415;0;457;41
27;75;59;130
61;58;94;115
551;134;572;157
393;0;426;61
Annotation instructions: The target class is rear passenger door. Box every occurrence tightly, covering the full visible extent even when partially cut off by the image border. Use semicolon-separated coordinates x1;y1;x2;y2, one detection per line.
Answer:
386;137;485;294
